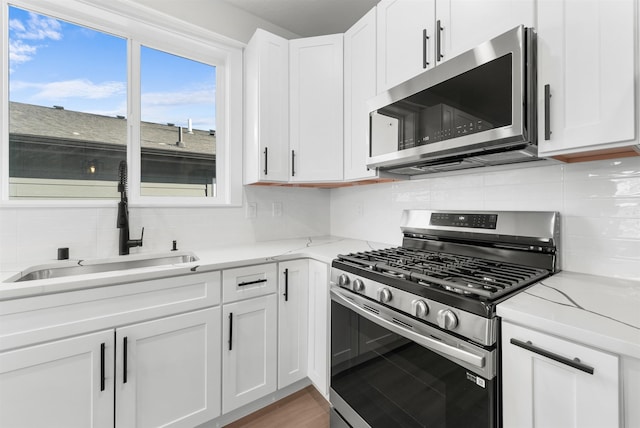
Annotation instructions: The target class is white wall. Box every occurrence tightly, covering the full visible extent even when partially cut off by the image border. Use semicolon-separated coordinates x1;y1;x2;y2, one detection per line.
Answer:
330;157;640;281
0;186;330;271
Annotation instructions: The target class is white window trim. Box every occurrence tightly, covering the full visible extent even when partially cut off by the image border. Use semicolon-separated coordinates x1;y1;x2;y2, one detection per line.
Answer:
0;0;243;207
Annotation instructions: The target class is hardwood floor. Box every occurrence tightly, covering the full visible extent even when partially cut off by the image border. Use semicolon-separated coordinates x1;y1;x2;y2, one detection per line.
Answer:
225;386;330;428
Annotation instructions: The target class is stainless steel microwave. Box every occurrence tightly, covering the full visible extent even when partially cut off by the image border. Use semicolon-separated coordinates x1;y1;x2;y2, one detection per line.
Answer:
368;25;538;175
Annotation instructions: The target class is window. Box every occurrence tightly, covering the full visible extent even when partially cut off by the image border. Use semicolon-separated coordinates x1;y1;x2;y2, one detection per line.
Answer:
140;46;217;197
8;6;127;199
1;0;242;205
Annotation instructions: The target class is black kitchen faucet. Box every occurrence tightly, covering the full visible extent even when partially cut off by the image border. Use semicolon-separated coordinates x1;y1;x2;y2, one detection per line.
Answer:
117;161;144;255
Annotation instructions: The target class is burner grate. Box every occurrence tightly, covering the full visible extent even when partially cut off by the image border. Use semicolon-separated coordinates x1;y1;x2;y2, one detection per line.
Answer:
337;247;549;299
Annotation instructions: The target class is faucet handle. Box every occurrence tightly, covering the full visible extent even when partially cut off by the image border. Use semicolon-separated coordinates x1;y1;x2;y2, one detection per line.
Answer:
138;227;144;247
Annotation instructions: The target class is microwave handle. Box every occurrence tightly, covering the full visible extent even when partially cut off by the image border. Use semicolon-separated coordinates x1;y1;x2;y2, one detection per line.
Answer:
422;29;429;68
330;287;486;369
544;84;551;140
436;20;443;62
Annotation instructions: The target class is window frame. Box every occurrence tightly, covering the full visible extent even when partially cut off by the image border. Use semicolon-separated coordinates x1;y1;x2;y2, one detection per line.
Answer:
0;0;243;207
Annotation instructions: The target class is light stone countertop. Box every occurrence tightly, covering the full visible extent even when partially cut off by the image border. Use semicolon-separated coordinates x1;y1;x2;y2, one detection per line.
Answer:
2;237;638;360
497;271;640;359
0;236;392;301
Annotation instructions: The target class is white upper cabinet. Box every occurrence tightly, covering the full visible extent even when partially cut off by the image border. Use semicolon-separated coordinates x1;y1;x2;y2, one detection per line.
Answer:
376;0;436;93
438;0;534;60
376;0;534;93
344;8;379;181
289;34;344;182
537;0;637;161
244;29;290;184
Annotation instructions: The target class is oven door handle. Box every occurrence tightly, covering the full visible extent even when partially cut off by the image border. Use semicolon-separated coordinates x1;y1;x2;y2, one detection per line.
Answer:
331;288;486;369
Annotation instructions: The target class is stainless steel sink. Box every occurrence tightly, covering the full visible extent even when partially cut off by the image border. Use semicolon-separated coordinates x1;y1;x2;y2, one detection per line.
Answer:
6;252;199;283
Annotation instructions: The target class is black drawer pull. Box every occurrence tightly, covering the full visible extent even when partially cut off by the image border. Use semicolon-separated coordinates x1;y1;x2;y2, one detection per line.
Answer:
100;342;105;391
283;268;289;302
264;147;268;175
510;338;594;375
238;278;268;287
436;20;443;62
123;336;128;383
422;29;429;68
228;312;233;351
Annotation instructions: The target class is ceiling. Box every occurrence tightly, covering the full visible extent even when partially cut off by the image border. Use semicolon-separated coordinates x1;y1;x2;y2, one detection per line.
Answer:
221;0;380;37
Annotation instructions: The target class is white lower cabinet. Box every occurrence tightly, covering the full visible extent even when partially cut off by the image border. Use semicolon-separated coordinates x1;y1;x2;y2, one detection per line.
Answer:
0;330;115;428
222;293;278;413
278;260;309;388
306;259;329;396
502;321;619;428
115;308;221;428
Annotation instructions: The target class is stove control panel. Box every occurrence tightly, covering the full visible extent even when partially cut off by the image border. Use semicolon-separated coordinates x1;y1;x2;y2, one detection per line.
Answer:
430;212;497;229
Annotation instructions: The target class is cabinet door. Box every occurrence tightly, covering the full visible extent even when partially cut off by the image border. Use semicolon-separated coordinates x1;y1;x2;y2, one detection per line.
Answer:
244;29;289;184
344;7;378;181
537;0;635;156
436;0;534;61
502;321;619;428
307;260;329;396
376;0;435;93
0;330;114;428
222;294;277;413
289;34;344;182
115;308;221;428
278;260;309;388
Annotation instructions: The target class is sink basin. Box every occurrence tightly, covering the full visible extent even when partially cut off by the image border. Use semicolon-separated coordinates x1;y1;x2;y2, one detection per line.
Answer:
6;251;199;283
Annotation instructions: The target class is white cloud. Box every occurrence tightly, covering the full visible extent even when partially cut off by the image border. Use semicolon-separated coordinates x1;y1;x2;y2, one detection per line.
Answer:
142;87;216;107
9;40;38;64
12;12;62;41
11;79;126;100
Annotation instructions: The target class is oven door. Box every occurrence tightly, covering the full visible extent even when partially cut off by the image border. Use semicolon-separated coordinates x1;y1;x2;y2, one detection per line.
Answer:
330;287;498;428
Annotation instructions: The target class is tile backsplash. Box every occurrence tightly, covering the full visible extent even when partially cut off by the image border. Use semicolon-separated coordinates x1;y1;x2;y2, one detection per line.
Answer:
1;157;639;281
330;157;640;281
0;186;330;271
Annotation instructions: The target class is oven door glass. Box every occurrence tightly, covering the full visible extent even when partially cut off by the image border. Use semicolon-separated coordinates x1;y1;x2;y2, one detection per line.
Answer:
331;298;496;428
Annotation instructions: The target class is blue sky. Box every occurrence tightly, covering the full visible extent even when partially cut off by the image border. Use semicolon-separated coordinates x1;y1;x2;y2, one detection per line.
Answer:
8;6;217;130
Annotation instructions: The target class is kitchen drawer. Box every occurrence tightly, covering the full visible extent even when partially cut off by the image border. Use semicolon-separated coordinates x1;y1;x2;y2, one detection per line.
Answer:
222;263;277;303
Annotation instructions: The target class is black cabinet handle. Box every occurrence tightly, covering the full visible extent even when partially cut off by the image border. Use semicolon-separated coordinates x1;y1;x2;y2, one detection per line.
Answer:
510;338;594;375
436;20;443;62
123;336;128;384
544;84;551;140
228;312;233;351
284;268;289;302
100;342;105;391
422;29;430;68
264;147;268;175
238;278;268;287
291;150;296;177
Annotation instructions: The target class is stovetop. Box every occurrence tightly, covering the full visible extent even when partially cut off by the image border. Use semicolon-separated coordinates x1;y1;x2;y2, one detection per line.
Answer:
335;246;550;300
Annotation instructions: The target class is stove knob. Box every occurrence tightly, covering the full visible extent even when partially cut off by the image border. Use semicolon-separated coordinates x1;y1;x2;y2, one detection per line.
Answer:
378;288;392;303
338;274;350;287
414;300;429;318
437;310;458;330
353;278;365;292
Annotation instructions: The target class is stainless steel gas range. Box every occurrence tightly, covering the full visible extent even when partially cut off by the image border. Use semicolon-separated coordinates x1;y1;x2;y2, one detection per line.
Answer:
329;209;559;428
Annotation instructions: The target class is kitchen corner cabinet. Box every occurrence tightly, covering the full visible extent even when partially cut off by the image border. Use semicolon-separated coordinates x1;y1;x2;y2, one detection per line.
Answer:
289;34;344;182
115;308;221;428
0;330;115;428
344;7;379;181
244;29;290;184
502;321;619;428
376;0;534;93
537;0;638;161
278;260;309;388
306;259;330;396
